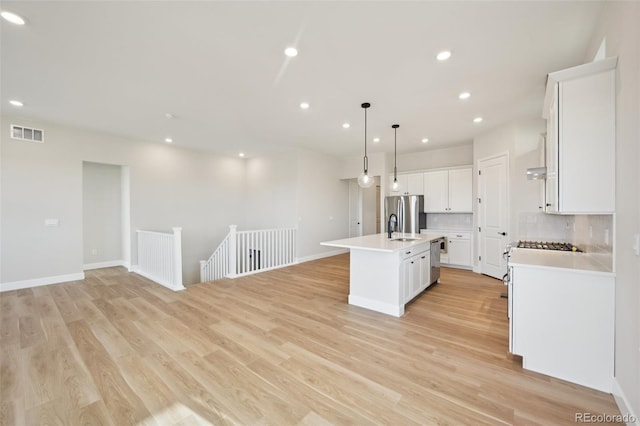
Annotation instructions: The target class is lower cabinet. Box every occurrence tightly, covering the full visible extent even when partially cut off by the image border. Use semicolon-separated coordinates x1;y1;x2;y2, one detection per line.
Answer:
509;264;614;392
401;247;431;304
448;233;471;266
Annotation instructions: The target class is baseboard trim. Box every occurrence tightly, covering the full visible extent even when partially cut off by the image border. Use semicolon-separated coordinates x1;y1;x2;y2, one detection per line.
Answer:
612;377;640;426
132;268;186;292
0;272;86;292
83;260;127;271
296;249;349;264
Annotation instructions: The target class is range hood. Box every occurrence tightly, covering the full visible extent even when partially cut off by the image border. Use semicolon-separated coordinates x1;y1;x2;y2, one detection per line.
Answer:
526;167;547;180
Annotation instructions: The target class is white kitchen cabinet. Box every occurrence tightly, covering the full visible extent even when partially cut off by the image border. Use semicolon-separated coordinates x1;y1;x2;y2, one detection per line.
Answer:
447;232;471;267
406;173;423;195
509;262;614;392
543;57;616;214
390;173;422;196
423;168;472;213
400;246;431;303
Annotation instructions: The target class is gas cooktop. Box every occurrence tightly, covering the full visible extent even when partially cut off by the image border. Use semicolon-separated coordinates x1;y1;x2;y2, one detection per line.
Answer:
517;240;582;252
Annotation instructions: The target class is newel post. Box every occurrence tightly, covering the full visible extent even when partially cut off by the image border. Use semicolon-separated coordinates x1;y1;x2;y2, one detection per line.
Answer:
172;227;183;288
228;224;238;278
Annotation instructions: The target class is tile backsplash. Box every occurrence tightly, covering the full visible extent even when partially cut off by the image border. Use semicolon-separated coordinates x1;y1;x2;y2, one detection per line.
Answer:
517;212;573;242
517;212;613;270
426;213;473;230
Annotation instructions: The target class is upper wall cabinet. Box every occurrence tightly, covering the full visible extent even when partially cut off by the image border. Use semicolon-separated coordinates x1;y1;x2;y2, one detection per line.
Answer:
390;173;423;196
543;57;617;214
423;167;472;213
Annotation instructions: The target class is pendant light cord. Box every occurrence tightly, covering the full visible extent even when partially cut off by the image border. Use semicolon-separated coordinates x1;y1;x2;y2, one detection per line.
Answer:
362;103;370;174
392;124;399;180
363;106;368;173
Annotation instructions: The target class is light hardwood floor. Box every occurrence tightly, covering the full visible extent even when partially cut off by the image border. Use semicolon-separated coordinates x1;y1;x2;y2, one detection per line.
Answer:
1;254;620;425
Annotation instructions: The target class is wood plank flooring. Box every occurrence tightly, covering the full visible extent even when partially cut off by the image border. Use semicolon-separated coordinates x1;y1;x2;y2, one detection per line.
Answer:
0;254;621;425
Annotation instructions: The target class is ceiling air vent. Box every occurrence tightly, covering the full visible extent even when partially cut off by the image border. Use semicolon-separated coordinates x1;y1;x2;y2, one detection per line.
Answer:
10;124;44;143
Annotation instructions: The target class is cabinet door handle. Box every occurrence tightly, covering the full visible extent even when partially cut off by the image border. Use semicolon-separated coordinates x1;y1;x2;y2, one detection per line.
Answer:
406;251;412;255
421;256;426;259
498;232;507;236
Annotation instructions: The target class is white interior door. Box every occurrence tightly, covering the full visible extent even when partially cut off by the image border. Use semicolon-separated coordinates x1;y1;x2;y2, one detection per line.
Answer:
478;154;508;279
349;180;363;237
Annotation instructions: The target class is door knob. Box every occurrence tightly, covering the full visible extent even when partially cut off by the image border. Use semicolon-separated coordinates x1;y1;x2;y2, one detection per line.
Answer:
498;232;507;236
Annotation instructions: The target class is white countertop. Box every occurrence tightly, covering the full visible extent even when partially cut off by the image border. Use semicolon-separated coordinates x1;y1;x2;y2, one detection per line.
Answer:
321;232;445;253
508;248;614;275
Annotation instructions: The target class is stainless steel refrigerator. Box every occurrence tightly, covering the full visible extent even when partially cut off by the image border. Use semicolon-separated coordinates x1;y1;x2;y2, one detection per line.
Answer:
384;195;424;234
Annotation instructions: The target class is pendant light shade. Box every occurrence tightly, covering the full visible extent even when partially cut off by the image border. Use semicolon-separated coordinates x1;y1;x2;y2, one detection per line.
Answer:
357;102;375;188
392;124;399;190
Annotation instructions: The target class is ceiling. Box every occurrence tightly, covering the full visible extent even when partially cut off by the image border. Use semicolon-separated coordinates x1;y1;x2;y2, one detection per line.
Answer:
0;1;604;159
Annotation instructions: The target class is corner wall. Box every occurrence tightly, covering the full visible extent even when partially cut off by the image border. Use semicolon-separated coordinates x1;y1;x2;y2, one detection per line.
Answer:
1;114;246;286
585;1;640;421
245;149;349;262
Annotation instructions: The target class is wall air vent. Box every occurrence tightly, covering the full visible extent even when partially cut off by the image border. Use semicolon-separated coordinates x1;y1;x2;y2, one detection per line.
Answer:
10;124;44;143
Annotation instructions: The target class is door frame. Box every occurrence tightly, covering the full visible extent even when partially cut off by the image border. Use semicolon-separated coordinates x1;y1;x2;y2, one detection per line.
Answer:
348;179;363;237
475;151;510;276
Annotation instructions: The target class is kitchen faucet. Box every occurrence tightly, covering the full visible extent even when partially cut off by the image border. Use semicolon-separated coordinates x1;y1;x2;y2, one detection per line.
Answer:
387;214;397;239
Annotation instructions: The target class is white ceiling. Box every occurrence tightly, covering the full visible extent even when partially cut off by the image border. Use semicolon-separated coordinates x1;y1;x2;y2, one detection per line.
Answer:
0;1;604;158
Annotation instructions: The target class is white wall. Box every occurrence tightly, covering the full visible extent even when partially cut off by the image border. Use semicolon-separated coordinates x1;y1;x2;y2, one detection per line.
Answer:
82;161;122;266
585;1;640;420
296;150;349;259
245;149;349;262
1;114;246;286
244;152;298;229
396;144;473;172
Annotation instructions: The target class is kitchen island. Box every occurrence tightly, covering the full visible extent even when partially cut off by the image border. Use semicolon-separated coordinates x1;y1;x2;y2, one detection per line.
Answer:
321;233;445;317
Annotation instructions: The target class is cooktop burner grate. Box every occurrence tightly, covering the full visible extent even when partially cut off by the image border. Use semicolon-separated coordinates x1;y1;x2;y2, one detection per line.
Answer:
516;240;581;252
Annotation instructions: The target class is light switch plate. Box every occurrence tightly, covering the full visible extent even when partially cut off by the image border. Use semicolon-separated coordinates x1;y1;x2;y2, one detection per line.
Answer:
45;218;59;227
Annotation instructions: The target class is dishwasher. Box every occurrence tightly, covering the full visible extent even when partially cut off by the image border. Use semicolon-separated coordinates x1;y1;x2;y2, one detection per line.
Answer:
430;238;444;284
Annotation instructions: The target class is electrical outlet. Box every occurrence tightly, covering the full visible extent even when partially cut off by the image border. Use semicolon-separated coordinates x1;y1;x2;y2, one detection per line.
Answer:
45;218;59;227
604;229;610;246
589;226;593;239
91;248;98;256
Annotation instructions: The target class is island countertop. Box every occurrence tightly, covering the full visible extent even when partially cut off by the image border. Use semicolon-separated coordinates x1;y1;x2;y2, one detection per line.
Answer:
321;232;445;253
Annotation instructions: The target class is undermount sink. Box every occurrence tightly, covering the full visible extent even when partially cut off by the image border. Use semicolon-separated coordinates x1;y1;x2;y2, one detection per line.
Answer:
390;237;418;242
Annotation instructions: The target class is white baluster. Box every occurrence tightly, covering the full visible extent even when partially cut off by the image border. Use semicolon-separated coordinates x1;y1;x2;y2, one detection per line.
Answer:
228;225;237;278
172;227;182;288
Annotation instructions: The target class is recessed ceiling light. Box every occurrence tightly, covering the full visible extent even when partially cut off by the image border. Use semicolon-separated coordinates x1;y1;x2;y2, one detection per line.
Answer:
421;138;429;143
1;11;25;25
164;137;173;143
436;50;451;61
239;152;245;157
284;47;298;57
373;137;380;143
459;92;471;100
473;117;483;123
342;123;350;129
300;102;309;109
9;100;23;107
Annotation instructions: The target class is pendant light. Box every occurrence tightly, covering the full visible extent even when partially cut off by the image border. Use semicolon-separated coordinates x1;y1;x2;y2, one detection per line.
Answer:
357;102;374;188
392;124;399;190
